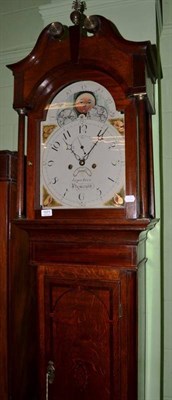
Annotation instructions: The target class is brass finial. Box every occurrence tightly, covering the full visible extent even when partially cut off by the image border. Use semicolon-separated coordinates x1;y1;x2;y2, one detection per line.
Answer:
70;1;87;25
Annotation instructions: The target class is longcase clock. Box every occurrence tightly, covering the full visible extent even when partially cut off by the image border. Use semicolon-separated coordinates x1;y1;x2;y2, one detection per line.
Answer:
8;2;159;399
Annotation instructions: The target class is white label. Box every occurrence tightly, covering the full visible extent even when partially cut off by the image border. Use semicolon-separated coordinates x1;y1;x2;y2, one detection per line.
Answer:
41;209;53;217
125;195;135;203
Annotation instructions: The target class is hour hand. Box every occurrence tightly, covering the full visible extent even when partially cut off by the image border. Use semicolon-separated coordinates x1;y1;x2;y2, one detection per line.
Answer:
63;140;81;161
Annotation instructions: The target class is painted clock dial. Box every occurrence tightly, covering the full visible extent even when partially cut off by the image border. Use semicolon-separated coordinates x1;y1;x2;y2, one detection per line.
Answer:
40;81;125;209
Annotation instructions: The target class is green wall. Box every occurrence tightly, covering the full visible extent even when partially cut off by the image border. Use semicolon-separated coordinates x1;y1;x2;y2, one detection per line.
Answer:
161;2;172;399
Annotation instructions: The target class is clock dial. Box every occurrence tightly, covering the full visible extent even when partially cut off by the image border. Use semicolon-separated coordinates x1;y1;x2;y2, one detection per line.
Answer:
40;80;125;209
41;117;125;208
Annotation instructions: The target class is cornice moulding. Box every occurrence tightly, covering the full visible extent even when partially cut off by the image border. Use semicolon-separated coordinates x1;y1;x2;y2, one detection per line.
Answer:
0;45;33;65
1;0;162;66
0;5;43;16
39;0;157;26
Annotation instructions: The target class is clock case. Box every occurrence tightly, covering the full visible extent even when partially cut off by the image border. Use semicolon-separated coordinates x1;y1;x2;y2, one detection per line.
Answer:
7;15;159;400
8;15;158;223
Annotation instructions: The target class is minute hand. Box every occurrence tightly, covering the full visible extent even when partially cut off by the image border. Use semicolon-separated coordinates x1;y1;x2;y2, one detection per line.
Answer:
83;126;108;160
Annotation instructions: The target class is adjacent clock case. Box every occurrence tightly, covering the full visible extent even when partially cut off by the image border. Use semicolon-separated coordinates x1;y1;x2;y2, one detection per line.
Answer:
8;15;158;222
